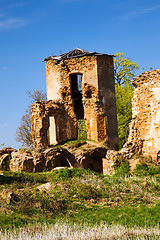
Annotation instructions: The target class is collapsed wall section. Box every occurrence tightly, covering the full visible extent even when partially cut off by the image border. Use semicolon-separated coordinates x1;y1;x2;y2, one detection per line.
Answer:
125;69;160;160
31;49;119;150
31;100;76;149
45;54;118;148
82;83;107;142
45;55;99;143
97;55;119;149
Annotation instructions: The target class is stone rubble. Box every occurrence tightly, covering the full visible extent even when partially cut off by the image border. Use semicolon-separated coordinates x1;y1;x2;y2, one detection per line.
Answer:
104;69;160;168
0;146;112;174
2;69;160;174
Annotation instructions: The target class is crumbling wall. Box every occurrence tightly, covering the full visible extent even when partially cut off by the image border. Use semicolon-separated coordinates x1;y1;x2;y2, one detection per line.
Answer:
97;55;119;149
45;55;117;147
83;83;107;142
46;55;98;143
0;145;111;174
124;69;160;161
31;100;76;149
31;52;118;149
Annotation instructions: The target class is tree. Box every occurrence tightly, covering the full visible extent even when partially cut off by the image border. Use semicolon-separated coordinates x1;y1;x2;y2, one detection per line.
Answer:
114;53;139;149
15;90;47;148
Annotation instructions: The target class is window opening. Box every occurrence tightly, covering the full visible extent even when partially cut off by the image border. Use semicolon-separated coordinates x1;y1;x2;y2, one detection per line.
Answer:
77;74;82;92
71;74;84;119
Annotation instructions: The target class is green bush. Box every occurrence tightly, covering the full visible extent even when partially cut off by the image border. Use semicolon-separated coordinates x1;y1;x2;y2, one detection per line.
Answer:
78;120;87;140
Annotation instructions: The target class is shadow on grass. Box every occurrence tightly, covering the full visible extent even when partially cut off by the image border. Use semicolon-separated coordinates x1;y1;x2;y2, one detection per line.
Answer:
0;175;23;185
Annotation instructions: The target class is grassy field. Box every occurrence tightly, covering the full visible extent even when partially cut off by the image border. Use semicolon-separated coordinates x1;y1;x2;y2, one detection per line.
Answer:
0;161;160;239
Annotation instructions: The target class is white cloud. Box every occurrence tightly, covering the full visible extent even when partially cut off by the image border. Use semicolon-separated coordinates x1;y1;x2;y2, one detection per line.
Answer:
0;17;28;30
124;5;160;20
0;1;30;30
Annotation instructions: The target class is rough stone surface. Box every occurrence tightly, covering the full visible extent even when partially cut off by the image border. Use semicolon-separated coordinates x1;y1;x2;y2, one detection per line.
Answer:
0;145;113;174
77;147;107;173
31;51;119;150
10;150;34;173
103;69;160;169
124;69;160;161
0;148;16;171
44;147;77;170
102;157;115;175
36;182;52;192
31;101;72;149
0;154;10;171
32;151;46;173
1;190;15;204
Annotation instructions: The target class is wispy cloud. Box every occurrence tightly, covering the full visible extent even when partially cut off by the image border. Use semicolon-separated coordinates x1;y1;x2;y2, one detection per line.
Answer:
0;17;28;30
124;5;160;20
0;1;30;30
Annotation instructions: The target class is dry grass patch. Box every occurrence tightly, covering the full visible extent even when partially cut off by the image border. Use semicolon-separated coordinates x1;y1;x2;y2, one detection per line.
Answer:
0;223;160;240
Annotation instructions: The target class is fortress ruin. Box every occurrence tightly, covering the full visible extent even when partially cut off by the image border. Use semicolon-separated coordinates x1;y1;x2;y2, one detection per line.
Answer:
31;48;119;150
1;53;160;174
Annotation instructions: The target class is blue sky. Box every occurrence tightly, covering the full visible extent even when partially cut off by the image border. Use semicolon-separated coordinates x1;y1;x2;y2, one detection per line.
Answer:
0;0;160;149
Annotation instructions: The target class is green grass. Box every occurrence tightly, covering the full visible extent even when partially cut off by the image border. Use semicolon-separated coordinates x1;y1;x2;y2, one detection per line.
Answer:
0;166;160;230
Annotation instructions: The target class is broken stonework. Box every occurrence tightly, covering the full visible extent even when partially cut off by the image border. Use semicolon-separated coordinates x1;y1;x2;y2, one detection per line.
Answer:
124;69;160;161
0;154;10;171
44;148;78;170
10;150;34;173
31;100;74;149
0;148;15;171
0;144;114;174
1;189;14;204
32;150;46;173
36;182;52;192
31;48;119;150
77;147;107;173
104;69;160;167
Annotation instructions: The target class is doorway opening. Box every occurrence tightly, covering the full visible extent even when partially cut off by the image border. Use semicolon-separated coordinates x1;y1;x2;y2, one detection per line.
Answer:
48;116;57;145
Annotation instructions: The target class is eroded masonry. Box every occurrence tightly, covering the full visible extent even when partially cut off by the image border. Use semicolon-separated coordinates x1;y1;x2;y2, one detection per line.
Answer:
31;48;119;150
123;69;160;161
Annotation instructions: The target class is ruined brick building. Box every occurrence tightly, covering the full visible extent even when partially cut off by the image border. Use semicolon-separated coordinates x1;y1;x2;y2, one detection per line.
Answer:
2;60;160;174
31;48;119;150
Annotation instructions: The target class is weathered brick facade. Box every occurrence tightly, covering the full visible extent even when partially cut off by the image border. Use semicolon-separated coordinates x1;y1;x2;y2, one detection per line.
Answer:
124;69;160;160
31;49;119;150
